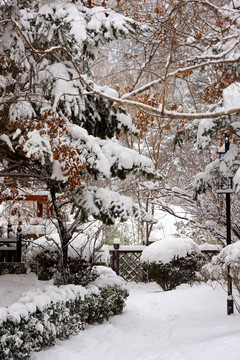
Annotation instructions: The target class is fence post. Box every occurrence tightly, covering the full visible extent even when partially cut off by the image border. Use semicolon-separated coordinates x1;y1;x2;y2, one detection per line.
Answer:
112;238;120;275
16;224;22;262
7;222;13;238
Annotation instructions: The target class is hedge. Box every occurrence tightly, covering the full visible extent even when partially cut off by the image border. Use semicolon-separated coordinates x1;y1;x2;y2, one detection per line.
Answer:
0;267;128;360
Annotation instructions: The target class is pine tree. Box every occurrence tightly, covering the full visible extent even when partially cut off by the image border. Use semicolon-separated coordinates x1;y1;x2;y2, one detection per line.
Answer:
0;0;158;271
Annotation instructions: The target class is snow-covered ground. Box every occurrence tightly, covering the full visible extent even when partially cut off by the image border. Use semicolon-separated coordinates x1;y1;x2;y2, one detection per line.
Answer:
0;273;53;308
1;274;239;360
29;282;240;360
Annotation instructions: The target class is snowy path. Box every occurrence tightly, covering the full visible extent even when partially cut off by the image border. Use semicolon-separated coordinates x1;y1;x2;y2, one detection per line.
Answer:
30;282;240;360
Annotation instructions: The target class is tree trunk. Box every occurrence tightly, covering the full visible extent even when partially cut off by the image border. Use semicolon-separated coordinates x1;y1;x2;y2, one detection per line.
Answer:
49;187;71;269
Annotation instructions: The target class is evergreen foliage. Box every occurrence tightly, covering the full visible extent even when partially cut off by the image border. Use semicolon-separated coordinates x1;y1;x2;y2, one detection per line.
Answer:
0;279;128;360
0;0;157;270
142;252;204;291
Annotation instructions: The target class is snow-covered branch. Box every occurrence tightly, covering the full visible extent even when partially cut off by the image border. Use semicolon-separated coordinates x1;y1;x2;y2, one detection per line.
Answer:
8;14;240;122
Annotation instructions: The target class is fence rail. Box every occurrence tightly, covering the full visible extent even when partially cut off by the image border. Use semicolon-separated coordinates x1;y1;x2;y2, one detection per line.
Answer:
109;243;220;283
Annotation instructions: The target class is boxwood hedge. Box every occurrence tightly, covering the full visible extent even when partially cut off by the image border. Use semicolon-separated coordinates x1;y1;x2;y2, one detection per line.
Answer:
0;274;128;359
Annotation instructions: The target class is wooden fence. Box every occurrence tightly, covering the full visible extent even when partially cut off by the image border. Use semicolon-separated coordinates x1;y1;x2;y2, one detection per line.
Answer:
0;224;22;263
109;243;220;283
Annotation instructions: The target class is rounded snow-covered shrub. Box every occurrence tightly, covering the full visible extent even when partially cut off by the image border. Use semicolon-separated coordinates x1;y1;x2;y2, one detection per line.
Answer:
141;238;204;291
201;241;240;296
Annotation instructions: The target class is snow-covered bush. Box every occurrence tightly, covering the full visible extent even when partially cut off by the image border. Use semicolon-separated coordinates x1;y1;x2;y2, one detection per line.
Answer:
26;234;109;285
141;238;204;291
0;267;128;360
34;249;99;285
201;242;240;305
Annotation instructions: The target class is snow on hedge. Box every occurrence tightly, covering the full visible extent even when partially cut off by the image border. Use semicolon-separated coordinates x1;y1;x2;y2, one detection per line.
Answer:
140;238;200;264
0;266;126;325
0;267;128;359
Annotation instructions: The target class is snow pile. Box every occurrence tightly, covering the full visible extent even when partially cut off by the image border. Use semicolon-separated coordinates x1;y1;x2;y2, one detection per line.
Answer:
6;267;124;314
88;266;127;289
15;284;88;314
0;267;125;312
141;237;200;264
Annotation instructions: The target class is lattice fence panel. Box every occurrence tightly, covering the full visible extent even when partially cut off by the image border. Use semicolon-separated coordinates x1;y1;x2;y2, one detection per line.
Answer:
118;252;148;283
201;250;220;262
109;247;220;283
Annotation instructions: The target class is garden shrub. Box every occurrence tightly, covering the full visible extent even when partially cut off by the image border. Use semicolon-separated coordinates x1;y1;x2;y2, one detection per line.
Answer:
200;241;240;311
141;238;204;291
0;267;128;360
53;257;99;286
25;234;109;286
31;249;99;285
34;249;59;281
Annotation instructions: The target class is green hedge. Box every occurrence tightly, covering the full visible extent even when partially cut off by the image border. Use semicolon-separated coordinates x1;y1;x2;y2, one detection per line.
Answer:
142;252;204;291
0;284;128;360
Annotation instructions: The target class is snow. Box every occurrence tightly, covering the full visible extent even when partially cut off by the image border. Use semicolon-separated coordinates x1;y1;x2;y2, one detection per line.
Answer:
72;185;155;224
141;238;200;264
67;124;154;178
40;63;84;111
27;281;240;360
223;82;240;111
214;241;240;266
0;266;124;310
0;272;239;360
233;167;240;193
197;118;214;149
0;273;53;308
26;233;110;264
9;101;36;123
51;160;68;182
199;243;222;251
0;134;14;152
22;129;53;165
233;0;240;8
149;206;189;242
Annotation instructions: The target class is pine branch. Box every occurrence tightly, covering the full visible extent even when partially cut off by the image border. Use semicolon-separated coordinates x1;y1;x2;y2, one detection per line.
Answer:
7;16;240;122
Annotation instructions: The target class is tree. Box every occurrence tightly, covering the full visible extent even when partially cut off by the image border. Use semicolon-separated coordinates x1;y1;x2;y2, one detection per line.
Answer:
0;0;158;272
93;0;240;244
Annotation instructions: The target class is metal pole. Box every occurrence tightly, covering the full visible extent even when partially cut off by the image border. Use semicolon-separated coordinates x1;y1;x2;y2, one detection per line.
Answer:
225;134;234;315
226;192;233;314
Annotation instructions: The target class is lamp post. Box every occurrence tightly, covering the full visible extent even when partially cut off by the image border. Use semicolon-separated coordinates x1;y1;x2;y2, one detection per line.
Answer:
217;133;234;315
